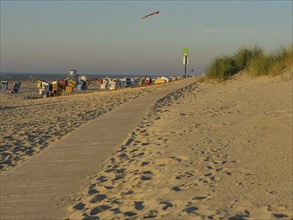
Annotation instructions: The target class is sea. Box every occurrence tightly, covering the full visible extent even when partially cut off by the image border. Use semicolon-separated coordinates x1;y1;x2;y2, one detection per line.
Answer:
0;72;163;81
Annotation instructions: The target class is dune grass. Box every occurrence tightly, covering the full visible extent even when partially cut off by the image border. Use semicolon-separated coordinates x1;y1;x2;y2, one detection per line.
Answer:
206;44;292;80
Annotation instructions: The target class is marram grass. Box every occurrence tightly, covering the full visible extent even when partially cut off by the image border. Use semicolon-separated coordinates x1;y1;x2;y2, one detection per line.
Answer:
206;44;292;80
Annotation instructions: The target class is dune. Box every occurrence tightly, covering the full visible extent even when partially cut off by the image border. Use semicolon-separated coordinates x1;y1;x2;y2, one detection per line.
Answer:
67;73;292;219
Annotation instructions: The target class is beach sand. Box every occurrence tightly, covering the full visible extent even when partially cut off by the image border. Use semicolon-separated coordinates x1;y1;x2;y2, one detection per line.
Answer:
66;74;292;219
0;80;174;173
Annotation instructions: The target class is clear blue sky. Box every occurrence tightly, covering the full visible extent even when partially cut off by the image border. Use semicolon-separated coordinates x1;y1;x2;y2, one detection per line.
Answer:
1;0;292;75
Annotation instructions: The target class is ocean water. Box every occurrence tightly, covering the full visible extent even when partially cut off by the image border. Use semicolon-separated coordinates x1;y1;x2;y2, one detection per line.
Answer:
0;73;67;81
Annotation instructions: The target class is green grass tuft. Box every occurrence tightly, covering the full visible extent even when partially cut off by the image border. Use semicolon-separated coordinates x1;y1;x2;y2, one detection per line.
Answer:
206;44;292;80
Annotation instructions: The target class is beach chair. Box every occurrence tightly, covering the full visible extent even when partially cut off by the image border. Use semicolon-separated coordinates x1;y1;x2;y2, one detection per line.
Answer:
120;78;126;88
37;80;43;89
51;81;63;96
126;78;132;87
133;78;139;87
9;81;21;93
39;81;49;97
1;81;8;92
138;78;143;86
85;79;91;88
68;79;77;88
115;79;121;89
57;79;67;90
76;80;86;91
108;81;116;90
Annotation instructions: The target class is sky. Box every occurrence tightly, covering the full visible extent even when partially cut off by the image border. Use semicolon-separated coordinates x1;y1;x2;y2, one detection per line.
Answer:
1;0;292;76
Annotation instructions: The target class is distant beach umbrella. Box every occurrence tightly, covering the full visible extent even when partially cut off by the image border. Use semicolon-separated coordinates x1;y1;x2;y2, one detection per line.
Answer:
141;10;160;19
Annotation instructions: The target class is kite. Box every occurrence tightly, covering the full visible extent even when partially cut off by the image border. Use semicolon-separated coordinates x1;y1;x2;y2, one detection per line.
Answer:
141;11;160;19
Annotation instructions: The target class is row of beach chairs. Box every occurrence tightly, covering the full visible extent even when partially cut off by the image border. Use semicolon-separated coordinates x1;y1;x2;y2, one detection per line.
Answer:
95;76;171;91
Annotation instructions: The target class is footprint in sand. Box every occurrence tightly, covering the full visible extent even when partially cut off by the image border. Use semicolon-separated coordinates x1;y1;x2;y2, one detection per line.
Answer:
141;175;152;181
90;205;112;215
134;201;145;210
192;194;212;201
88;188;100;195
73;202;85;211
171;186;182;192
96;176;109;183
124;211;137;217
184;206;198;214
89;194;107;203
141;161;150;166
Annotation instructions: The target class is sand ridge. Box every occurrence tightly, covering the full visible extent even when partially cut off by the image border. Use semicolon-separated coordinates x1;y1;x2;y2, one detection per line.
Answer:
67;74;292;219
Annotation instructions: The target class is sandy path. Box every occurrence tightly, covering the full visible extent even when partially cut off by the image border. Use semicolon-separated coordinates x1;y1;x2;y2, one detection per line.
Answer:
0;81;173;173
67;74;292;219
0;78;196;220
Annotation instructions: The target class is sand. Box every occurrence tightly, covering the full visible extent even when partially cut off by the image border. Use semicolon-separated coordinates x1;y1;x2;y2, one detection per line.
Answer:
66;73;292;219
1;73;292;219
0;80;173;173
